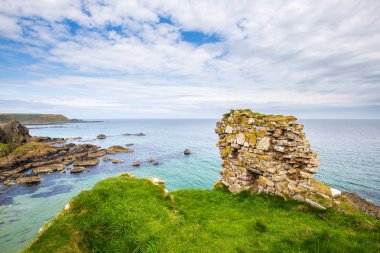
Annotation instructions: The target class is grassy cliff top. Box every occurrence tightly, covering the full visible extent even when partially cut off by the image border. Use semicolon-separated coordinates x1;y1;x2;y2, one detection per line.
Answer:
0;114;70;124
25;175;380;253
223;109;297;122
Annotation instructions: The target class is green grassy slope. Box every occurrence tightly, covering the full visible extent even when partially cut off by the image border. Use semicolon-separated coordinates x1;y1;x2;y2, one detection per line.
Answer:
25;175;380;253
0;114;70;124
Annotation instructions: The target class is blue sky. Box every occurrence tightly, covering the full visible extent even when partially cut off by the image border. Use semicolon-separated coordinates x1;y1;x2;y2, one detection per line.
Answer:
0;0;380;119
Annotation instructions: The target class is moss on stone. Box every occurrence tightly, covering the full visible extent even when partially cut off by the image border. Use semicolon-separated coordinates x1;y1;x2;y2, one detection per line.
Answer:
220;146;231;158
223;109;297;124
310;179;332;196
226;134;235;143
244;131;257;147
256;129;267;138
257;155;271;161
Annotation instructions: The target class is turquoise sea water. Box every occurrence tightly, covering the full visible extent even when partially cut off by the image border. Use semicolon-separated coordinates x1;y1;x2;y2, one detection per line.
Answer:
0;119;379;253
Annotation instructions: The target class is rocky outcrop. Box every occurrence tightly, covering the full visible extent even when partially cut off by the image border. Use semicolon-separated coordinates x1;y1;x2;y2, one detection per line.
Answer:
88;149;107;157
73;158;100;166
106;145;134;154
215;110;324;204
0;119;30;145
342;192;380;219
15;175;43;184
0;143;100;183
32;164;65;174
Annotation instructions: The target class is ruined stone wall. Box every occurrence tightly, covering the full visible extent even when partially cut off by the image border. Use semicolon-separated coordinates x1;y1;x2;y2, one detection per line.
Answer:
215;109;320;201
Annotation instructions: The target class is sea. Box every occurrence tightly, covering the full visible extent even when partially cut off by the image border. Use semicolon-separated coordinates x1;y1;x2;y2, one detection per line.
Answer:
0;119;379;253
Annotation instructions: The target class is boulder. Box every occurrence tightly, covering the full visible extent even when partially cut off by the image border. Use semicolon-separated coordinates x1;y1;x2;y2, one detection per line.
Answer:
149;177;165;185
331;188;341;198
236;133;245;145
184;149;191;155
256;137;271;151
73;158;100;166
97;134;106;139
103;157;111;161
15;175;43;184
131;161;141;166
70;167;88;173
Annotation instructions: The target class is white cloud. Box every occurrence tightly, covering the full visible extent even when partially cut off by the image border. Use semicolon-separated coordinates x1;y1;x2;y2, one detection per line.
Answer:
0;0;380;118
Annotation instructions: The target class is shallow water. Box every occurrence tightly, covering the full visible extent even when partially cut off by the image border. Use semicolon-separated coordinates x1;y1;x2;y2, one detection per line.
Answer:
0;119;379;253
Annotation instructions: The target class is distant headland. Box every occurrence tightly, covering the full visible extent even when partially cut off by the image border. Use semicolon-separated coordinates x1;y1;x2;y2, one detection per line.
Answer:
0;114;102;125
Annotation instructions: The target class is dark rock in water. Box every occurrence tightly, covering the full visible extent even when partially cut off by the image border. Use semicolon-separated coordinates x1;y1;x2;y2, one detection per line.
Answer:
147;157;156;163
123;133;145;136
70;167;88;173
97;134;107;139
153;161;159;166
0;119;30;145
112;159;124;164
125;143;134;146
131;161;141;166
184;149;191;155
147;157;159;165
15;175;43;184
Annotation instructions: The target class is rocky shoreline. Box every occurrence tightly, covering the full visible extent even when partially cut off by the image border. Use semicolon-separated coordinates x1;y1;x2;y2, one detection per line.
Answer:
0;119;136;186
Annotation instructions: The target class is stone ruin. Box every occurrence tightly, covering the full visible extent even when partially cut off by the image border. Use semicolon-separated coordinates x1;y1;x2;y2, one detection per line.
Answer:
215;109;321;204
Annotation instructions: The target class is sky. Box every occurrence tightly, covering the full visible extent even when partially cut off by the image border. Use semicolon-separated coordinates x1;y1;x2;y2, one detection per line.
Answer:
0;0;380;119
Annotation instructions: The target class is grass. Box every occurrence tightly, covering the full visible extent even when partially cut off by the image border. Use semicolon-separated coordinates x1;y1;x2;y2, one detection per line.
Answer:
12;142;53;157
25;175;380;253
0;143;10;157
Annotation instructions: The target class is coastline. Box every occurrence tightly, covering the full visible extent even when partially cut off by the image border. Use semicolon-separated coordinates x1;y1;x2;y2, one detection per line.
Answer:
1;117;380;253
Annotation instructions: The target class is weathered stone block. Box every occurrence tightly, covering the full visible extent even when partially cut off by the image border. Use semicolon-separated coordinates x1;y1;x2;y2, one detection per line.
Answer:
216;110;322;206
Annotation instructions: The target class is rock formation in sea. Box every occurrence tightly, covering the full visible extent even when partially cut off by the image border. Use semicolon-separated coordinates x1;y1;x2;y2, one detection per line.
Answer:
0;120;131;185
